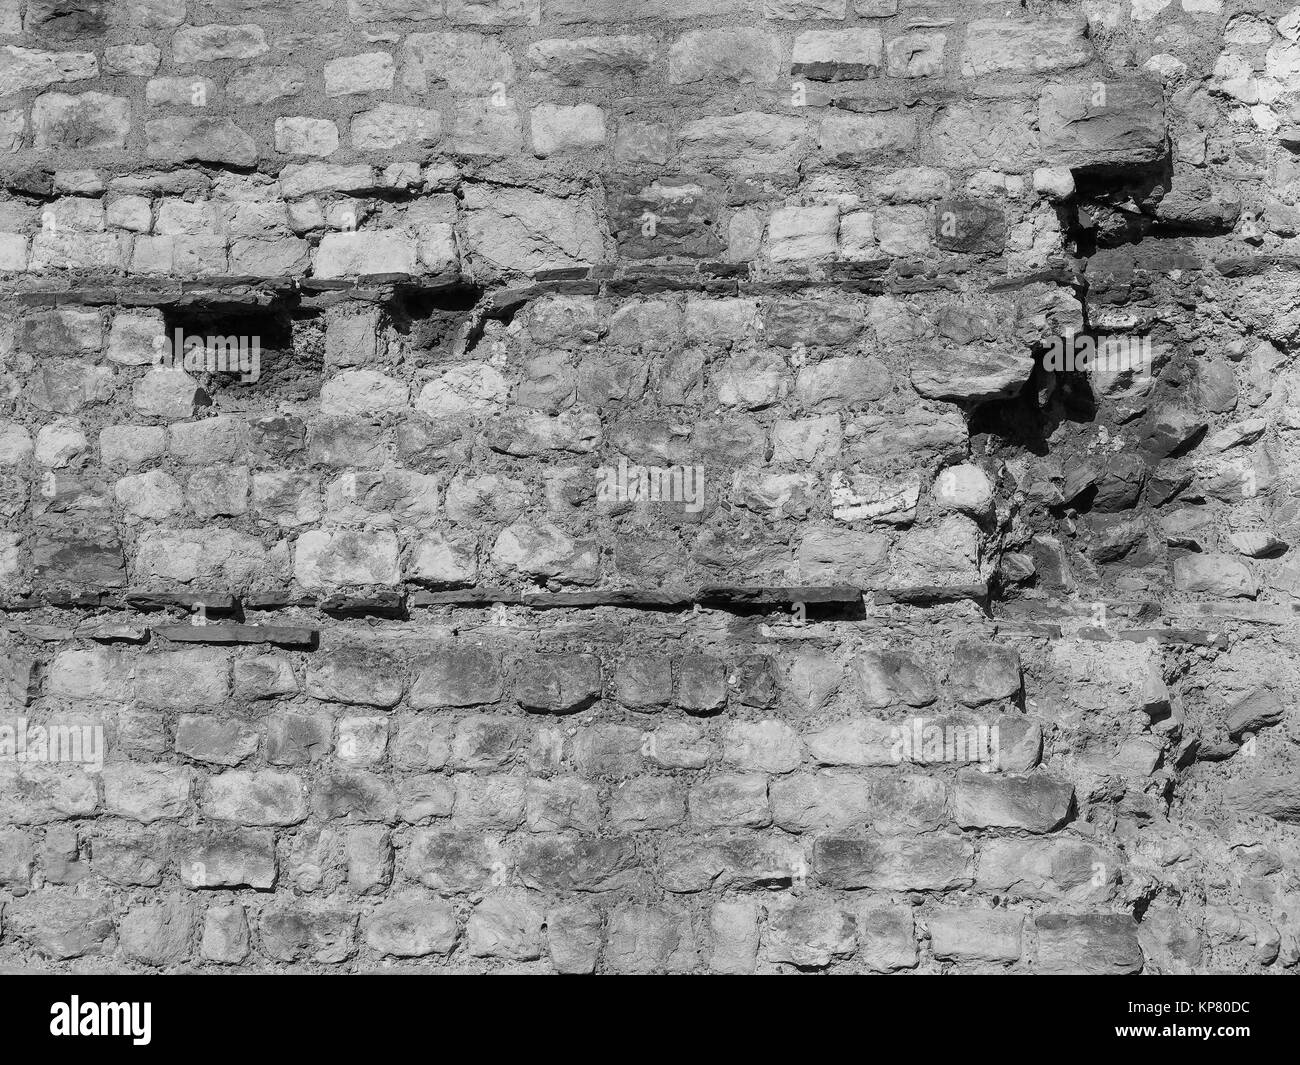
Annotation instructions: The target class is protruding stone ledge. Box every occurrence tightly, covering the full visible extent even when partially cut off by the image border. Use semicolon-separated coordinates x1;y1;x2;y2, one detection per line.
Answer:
243;593;317;610
319;591;406;619
697;585;860;607
0;582;996;620
996;598;1300;635
869;583;989;607
1213;254;1300;278
1;251;1081;310
126;591;239;614
1112;628;1227;649
153;623;318;648
407;585;862;611
13;586;1287;637
1171;602;1300;627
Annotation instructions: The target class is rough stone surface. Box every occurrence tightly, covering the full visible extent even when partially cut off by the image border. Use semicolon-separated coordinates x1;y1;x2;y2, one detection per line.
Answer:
0;0;1288;983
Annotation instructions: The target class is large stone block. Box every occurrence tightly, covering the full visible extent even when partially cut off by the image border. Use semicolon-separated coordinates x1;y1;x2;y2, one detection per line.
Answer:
314;233;418;278
294;529;401;590
32;92;130;150
462;186;604;274
146;116;258;166
953;770;1074;832
172;24;268;63
961;19;1091;76
1035;914;1143;974
668;29;781;84
0;46;96;95
1038;82;1167;168
930;101;1038;173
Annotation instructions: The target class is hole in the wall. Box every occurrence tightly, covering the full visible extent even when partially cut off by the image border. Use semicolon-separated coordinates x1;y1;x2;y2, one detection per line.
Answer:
800;599;868;623
682;598;869;622
1062;483;1100;517
161;303;319;406
967;360;1097;459
386;284;485;361
1064;159;1233;254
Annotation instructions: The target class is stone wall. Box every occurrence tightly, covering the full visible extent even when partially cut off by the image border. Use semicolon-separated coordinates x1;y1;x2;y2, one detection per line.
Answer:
0;0;1297;973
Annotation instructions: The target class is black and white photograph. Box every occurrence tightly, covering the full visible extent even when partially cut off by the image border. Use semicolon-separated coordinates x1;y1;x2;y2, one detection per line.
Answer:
0;0;1290;1043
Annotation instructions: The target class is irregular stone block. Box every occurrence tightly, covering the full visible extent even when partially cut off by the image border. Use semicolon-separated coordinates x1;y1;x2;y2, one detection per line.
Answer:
953;770;1074;832
1035;914;1142;974
961;18;1091;76
1038;82;1167;169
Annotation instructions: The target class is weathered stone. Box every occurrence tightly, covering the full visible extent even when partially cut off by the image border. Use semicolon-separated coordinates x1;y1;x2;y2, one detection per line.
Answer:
531;103;605;156
791;29;882;80
228;65;306;105
1227;774;1300;823
365;894;458;956
961;19;1090;76
307;647;403;707
669;29;781;85
762;898;855;967
977;838;1118;902
1038;82;1167;168
314;232;418;278
275;117;340;157
948;641;1021;706
463;185;604;274
929;909;1023;963
147;117;258;166
8;896;114;959
516;653;602;713
259;906;356;964
1173;554;1257;599
886;31;945;77
816;833;973;890
931;101;1038;173
1035;914;1142;974
1226;688;1285;739
409;646;502;708
103;764;191;823
953;770;1073;832
172;24;268;64
528;36;655;85
205;770;307;826
467;891;544;959
852;650;936;708
32;92;130;150
202;906;250;963
119;897;194;966
680;112;808;174
176;716;259;767
856;899;917;971
177;828;276;889
295;530;401;590
912;347;1035;403
0;46;97;96
0;764;98;825
352;104;441;150
324;52;395;96
820;112;917;163
605;901;697;973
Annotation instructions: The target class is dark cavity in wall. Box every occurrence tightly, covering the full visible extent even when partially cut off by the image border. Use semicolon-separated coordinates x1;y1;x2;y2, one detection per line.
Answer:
385;283;485;360
161;302;307;407
967;354;1097;460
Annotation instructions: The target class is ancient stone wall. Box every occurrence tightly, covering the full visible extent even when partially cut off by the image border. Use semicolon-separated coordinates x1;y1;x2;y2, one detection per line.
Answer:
0;0;1296;973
